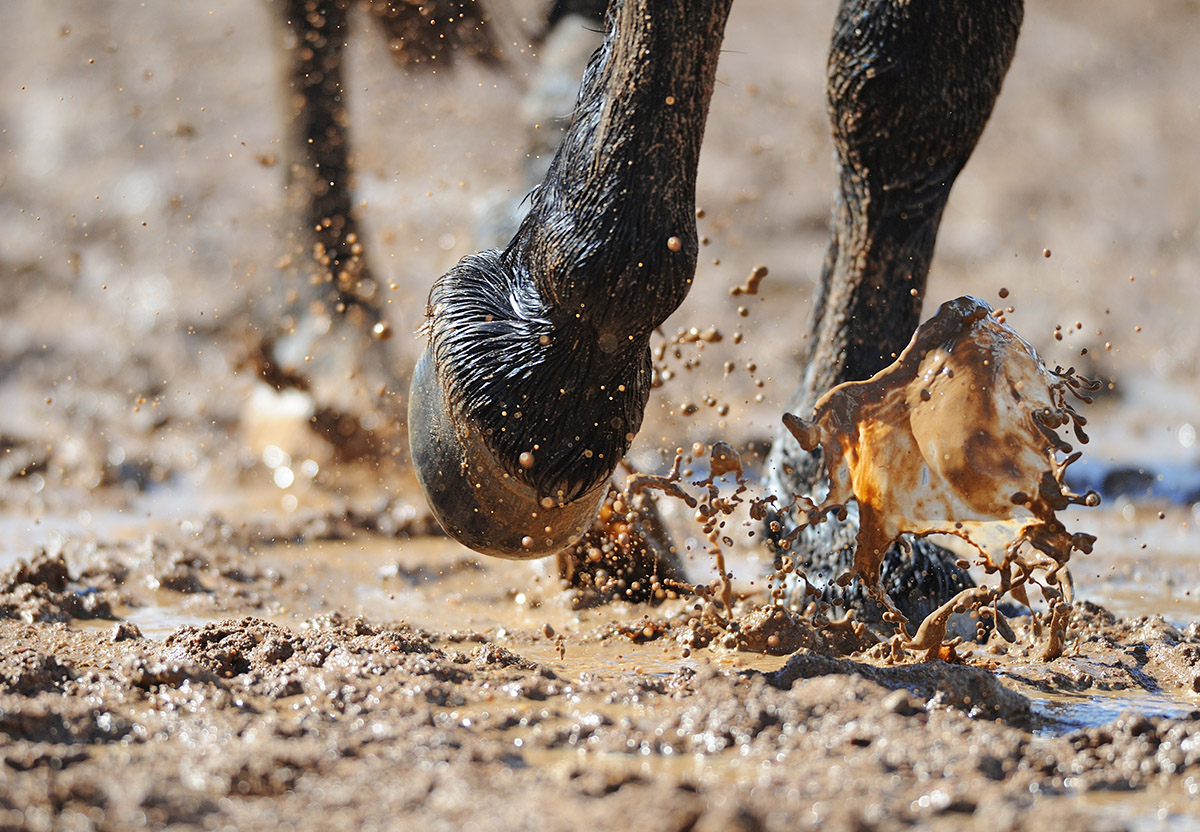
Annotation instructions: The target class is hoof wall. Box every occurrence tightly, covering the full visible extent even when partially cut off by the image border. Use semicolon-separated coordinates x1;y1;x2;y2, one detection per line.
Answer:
408;347;606;559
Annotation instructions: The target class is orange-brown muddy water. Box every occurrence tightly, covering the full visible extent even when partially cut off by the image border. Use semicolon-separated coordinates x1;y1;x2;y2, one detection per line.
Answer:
780;296;1099;660
2;1;1200;830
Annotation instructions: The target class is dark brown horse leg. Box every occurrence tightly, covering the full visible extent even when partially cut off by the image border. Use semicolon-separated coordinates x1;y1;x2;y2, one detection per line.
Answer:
410;0;735;558
767;0;1024;626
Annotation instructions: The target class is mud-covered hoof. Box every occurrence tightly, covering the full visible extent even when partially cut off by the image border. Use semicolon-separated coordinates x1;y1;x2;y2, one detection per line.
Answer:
408;347;607;559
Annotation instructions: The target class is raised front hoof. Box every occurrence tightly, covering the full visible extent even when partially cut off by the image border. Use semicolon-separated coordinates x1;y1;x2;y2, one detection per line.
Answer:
408;347;607;559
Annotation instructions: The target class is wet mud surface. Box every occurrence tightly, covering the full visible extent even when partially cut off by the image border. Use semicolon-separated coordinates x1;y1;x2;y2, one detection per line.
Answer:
3;0;1200;829
2;517;1200;831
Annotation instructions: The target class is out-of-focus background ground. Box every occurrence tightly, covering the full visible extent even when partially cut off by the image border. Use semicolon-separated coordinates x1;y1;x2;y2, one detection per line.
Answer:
3;0;1198;599
1;2;1200;829
3;0;1198;474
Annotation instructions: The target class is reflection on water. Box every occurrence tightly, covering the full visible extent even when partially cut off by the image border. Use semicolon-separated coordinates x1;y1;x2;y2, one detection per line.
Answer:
1032;691;1198;738
75;607;217;641
0;474;299;570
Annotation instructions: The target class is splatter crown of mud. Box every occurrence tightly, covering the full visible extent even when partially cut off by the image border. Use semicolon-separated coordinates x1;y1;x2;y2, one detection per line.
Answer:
781;296;1101;660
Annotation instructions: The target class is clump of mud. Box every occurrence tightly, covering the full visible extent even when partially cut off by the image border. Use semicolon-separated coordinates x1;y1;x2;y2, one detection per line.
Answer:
727;602;878;656
4;595;1198;830
0;529;293;630
0;550;116;624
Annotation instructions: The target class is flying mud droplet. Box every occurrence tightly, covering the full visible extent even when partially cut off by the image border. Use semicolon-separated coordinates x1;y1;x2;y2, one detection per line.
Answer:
730;265;768;297
626;450;697;510
781;296;1101;660
556;479;685;608
708;441;743;479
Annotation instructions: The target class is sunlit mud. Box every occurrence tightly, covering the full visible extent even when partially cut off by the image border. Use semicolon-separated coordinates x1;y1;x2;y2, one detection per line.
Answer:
2;1;1199;828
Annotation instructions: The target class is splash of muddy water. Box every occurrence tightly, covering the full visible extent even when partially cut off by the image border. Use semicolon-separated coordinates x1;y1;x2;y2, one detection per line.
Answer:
782;296;1101;660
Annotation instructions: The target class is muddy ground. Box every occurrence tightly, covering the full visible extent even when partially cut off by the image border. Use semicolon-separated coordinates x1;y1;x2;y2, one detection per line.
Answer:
2;0;1200;829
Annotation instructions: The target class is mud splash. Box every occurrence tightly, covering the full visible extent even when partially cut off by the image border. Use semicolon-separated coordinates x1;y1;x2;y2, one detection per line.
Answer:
612;297;1105;663
781;296;1101;659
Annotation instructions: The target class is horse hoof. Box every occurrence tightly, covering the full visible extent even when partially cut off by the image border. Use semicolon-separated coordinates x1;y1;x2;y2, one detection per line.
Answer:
408;346;607;559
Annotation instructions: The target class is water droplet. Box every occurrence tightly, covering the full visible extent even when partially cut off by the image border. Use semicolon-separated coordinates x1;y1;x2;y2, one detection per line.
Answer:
1179;423;1195;449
